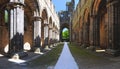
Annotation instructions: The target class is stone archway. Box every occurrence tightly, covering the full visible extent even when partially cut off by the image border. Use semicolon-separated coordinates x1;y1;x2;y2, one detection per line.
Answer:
41;9;48;48
93;0;107;49
60;23;69;42
97;0;107;49
24;0;40;51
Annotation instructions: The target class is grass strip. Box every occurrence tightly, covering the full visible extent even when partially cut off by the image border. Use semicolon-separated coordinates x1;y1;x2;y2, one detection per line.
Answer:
29;43;64;67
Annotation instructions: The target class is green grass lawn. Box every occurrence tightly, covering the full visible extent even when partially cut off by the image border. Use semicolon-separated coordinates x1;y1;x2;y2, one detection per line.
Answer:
68;43;102;59
29;43;64;68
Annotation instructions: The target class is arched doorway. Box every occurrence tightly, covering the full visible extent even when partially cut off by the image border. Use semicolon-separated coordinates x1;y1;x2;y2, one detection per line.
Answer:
24;0;40;51
62;27;69;42
98;0;108;49
93;0;107;49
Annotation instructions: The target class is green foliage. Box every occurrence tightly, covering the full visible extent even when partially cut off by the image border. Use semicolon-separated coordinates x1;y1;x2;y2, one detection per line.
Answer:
5;10;8;23
68;43;104;59
62;29;69;39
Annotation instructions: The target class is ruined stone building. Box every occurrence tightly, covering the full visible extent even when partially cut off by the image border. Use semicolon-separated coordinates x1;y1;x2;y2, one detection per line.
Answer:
0;0;60;57
72;0;120;55
59;0;75;42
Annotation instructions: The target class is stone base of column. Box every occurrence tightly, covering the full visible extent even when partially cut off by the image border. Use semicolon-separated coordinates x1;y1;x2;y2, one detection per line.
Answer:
7;51;28;59
34;47;44;54
53;43;57;47
56;43;58;46
50;45;54;48
45;45;51;50
86;46;95;51
105;49;120;57
80;44;87;48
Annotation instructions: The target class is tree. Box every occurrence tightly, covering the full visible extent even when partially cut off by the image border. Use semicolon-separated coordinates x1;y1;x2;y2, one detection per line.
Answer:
62;30;69;39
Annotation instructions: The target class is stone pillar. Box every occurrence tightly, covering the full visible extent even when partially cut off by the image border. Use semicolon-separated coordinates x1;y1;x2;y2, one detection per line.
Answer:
44;24;49;45
80;27;83;45
107;0;120;49
113;1;120;50
33;15;41;47
49;29;52;39
57;31;59;41
93;15;100;48
106;0;120;56
88;15;95;50
89;15;94;46
33;13;42;54
107;1;114;49
44;22;50;50
52;29;55;43
82;22;86;46
84;22;89;47
8;0;27;58
49;28;53;47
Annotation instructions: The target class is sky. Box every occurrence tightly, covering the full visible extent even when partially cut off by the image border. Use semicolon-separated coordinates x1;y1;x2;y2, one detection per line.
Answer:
62;28;68;32
52;0;79;12
52;0;79;32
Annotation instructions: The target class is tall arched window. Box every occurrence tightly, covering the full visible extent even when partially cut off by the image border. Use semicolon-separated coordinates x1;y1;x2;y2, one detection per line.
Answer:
4;10;9;24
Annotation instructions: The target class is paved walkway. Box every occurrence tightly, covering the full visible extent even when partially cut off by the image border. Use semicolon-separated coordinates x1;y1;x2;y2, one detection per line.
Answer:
54;42;79;69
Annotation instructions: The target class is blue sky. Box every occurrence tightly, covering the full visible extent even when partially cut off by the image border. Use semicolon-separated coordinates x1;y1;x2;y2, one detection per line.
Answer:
52;0;79;12
62;28;68;32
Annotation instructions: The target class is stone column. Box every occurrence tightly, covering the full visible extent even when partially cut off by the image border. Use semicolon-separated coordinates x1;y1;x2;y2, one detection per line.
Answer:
33;13;42;53
86;14;93;50
33;16;41;47
89;15;94;47
49;28;53;47
8;0;27;58
44;22;50;50
113;1;120;50
107;1;114;49
82;22;86;46
92;15;100;48
52;29;55;44
44;24;49;45
80;27;83;45
106;0;120;56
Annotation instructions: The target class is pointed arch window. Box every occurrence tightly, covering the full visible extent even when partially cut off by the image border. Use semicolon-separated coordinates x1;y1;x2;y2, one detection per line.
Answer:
4;10;9;24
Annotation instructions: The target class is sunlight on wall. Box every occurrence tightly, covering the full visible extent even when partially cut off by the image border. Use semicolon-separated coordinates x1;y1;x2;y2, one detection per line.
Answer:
4;44;9;53
24;42;31;51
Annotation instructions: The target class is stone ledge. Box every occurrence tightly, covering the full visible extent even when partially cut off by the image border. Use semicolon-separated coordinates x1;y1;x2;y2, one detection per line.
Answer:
105;49;120;57
7;52;28;59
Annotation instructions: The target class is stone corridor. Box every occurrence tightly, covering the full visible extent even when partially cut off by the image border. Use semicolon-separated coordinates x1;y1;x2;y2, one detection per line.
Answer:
0;0;120;69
